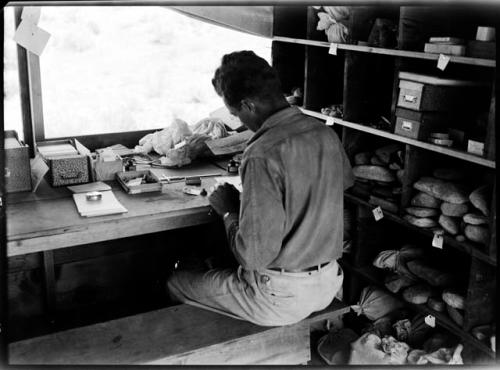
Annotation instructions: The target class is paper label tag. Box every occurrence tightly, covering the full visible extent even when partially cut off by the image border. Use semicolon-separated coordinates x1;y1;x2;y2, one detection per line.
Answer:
402;120;413;131
325;117;334;126
14;20;51;56
432;231;444;249
437;54;451;71
425;314;436;328
328;43;338;55
403;94;417;103
372;206;384;221
21;7;41;24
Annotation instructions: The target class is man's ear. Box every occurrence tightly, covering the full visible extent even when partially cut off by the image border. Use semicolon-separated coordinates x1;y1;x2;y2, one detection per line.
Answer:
241;99;256;113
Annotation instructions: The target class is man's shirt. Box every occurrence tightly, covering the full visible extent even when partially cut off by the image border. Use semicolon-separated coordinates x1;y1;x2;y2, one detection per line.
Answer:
225;106;354;271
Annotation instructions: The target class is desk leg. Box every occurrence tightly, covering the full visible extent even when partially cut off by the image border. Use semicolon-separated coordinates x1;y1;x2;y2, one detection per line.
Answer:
42;251;56;324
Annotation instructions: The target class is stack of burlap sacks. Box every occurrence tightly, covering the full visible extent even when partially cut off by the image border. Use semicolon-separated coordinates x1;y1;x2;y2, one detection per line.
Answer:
404;169;491;246
351;144;405;213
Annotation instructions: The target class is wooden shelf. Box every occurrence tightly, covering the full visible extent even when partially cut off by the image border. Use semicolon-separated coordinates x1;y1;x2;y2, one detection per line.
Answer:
273;36;497;68
344;193;496;266
340;260;495;359
301;108;496;169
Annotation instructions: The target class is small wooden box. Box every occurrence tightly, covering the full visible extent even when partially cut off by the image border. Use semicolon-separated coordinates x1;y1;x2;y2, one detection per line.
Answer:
466;40;496;59
424;43;466;56
394;108;447;140
397;72;483;112
94;152;123;182
4;130;32;193
116;170;162;194
38;139;91;187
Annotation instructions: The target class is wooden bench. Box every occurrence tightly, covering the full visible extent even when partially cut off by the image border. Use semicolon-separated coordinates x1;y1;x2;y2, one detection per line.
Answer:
9;299;350;365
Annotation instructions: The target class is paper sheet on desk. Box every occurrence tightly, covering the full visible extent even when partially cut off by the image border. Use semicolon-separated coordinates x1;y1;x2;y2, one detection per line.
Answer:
73;190;127;217
206;130;253;156
215;176;242;192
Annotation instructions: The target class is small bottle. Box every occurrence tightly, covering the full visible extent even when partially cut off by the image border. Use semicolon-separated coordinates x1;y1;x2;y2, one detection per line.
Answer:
227;160;239;174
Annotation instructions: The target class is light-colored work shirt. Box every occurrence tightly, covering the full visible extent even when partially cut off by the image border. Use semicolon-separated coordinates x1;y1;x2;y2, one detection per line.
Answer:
224;106;354;271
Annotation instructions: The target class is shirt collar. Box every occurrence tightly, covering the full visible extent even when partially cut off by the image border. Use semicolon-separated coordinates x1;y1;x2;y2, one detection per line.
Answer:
247;105;301;146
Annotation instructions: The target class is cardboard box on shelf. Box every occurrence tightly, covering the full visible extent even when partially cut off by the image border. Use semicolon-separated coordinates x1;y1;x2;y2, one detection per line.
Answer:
4;130;31;193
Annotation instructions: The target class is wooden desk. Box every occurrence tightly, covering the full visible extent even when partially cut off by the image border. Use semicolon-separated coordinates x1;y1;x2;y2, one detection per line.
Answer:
6;163;226;257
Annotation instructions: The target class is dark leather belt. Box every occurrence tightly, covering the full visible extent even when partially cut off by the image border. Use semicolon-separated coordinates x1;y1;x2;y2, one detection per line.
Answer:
269;261;330;273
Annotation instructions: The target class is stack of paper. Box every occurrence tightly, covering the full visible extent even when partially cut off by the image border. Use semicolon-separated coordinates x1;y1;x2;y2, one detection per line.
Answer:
215;176;242;192
73;190;127;217
38;143;78;157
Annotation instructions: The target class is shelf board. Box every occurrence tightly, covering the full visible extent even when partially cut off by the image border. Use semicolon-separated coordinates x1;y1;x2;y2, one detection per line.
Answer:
344;193;496;266
340;260;495;358
273;36;496;68
301;108;496;169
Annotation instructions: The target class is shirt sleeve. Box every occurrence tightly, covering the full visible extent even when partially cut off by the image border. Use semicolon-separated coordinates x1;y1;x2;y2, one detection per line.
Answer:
342;145;355;190
230;157;286;270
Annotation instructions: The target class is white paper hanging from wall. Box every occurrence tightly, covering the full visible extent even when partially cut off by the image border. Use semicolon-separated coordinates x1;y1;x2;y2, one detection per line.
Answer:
14;19;51;56
21;6;41;24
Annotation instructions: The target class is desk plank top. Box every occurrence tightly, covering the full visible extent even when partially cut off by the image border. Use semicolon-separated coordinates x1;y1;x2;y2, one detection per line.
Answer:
6;162;226;257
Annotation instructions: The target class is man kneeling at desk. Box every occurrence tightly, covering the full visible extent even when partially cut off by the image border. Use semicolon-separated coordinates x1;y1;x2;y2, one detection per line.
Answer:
167;50;353;326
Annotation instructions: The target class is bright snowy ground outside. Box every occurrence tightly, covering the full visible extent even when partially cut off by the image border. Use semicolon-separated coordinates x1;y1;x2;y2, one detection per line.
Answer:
4;6;271;140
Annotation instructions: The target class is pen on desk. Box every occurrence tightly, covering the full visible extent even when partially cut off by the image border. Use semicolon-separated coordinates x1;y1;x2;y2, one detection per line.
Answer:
160;173;223;183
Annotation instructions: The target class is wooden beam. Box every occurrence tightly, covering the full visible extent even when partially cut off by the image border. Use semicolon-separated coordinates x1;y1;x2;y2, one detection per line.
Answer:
45;129;157;152
42;251;57;322
301;109;496;169
485;81;495;160
14;7;36;157
26;53;45;142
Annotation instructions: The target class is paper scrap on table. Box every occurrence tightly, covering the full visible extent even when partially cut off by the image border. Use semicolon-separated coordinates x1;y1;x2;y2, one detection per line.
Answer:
21;7;41;24
206;130;253;156
14;19;51;56
214;176;242;192
30;154;49;192
73;190;127;217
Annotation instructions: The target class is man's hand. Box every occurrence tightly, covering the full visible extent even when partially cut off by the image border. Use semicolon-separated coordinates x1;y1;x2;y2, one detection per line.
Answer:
208;183;240;216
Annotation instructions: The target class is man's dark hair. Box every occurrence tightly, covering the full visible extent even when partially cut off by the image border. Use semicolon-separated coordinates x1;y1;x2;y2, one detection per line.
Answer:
212;50;283;109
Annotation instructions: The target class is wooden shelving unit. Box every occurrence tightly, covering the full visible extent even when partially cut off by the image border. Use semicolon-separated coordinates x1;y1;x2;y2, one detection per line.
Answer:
344;193;496;266
340;260;495;359
301;108;496;169
272;5;496;363
273;36;497;68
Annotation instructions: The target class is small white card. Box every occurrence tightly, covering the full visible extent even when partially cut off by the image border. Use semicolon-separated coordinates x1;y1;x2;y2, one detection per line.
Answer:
14;20;51;56
425;314;436;328
432;231;444;249
437;54;450;71
372;206;384;221
30;154;49;192
21;7;41;24
328;43;338;56
325;117;335;126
